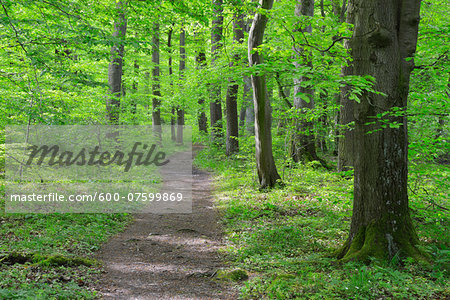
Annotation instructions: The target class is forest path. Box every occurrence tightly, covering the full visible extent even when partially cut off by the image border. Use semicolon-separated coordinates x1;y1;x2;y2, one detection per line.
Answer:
94;149;237;299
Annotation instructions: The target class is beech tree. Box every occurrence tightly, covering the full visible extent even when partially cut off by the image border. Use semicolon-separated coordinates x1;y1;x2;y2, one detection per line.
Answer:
337;0;426;261
106;1;127;124
290;0;328;167
177;27;186;145
225;12;245;156
152;22;162;139
249;0;281;188
195;30;208;133
210;0;224;140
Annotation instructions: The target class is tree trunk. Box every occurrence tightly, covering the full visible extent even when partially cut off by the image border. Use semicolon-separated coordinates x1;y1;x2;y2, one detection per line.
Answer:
106;0;127;124
131;60;138;115
291;0;326;166
249;0;281;189
336;0;426;262
168;27;176;141
244;76;255;135
152;22;162;140
210;0;224;141
337;5;355;171
337;63;354;171
225;13;245;156
195;30;208;133
177;27;186;145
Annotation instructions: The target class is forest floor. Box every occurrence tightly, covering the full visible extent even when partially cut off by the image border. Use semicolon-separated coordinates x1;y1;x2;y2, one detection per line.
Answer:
94;152;238;299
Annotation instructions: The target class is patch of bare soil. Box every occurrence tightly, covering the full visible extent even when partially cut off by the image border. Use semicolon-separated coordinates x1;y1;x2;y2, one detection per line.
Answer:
93;152;238;299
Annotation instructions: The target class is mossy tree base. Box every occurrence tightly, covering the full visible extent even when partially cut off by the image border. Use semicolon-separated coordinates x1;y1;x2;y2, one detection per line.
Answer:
335;216;430;264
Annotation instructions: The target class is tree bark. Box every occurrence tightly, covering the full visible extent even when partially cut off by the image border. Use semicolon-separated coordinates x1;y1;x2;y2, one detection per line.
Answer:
336;0;426;262
244;76;255;135
337;4;355;171
291;0;326;167
195;30;208;133
152;22;162;140
177;27;186;145
106;0;127;124
210;0;224;141
131;60;138;116
225;13;245;156
249;0;281;189
337;63;354;171
168;27;176;141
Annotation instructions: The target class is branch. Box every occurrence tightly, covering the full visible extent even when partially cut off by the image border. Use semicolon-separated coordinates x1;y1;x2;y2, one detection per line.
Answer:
275;72;293;108
414;51;448;70
0;0;27;53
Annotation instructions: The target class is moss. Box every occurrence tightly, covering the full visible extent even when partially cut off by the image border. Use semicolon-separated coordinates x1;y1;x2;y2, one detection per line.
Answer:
0;252;95;267
216;268;249;282
39;254;95;267
338;215;430;264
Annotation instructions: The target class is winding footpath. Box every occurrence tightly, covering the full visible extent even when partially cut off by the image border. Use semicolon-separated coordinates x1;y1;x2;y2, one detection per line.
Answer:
94;150;237;299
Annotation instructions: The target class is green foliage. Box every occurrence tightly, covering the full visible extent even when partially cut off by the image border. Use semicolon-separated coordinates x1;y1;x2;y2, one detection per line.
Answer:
196;145;449;299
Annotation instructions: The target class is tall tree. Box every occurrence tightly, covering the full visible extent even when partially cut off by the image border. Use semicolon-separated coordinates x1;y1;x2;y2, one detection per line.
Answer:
152;22;162;139
131;60;139;116
225;12;245;156
337;0;354;171
195;29;208;133
336;0;426;261
167;27;176;141
177;27;186;144
210;0;224;140
291;0;326;166
106;1;127;124
249;0;281;188
337;58;355;171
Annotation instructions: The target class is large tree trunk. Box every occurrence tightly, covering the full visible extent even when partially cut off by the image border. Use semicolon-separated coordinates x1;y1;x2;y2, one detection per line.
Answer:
177;27;186;145
152;22;162;140
337;0;426;262
225;13;245;156
249;0;281;189
210;0;224;141
106;1;127;124
195;30;208;133
291;0;326;166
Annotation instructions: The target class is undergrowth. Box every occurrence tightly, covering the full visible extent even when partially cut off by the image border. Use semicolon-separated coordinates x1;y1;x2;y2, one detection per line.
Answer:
0;187;131;299
195;142;449;299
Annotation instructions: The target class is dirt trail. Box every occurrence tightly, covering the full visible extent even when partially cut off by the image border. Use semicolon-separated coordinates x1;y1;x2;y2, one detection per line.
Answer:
94;151;237;299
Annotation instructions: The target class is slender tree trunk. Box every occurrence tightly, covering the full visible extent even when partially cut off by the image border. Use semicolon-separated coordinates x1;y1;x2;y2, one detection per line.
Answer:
210;0;224;141
168;27;176;141
152;22;162;140
243;76;255;135
291;0;327;167
225;13;245;156
337;3;355;171
131;60;138;115
336;0;426;262
338;63;355;171
249;0;281;189
195;30;208;133
106;1;127;124
239;105;246;127
177;27;186;145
